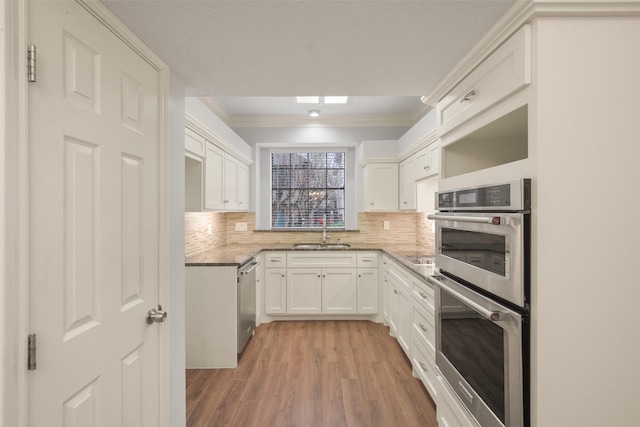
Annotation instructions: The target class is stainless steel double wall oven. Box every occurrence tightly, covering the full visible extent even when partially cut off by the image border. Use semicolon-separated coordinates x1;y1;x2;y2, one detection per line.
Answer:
428;179;531;427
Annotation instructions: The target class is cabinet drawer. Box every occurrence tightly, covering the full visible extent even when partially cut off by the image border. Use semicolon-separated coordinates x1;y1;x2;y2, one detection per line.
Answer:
411;332;438;401
264;252;287;267
411;301;435;356
437;25;531;136
185;128;206;157
287;252;356;268
412;277;435;315
357;252;379;268
437;376;480;427
381;255;391;273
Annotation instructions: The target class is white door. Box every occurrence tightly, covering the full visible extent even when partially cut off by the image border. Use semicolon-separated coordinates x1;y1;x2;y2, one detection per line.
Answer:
28;1;164;426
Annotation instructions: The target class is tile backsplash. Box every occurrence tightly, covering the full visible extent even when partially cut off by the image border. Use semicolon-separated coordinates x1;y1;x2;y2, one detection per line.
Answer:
185;211;435;257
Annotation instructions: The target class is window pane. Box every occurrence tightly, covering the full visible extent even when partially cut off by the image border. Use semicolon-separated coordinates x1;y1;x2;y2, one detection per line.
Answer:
271;151;346;229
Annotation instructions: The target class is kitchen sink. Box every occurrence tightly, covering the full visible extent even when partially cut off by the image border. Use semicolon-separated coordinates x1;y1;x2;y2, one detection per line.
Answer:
292;243;351;249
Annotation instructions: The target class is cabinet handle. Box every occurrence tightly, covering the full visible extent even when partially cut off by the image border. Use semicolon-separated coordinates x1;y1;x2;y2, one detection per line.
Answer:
419;291;428;300
393;289;399;295
420;362;428;372
460;89;476;103
419;323;428;332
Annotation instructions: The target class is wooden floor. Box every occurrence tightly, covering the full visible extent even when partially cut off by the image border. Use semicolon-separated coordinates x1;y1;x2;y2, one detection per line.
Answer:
186;321;437;427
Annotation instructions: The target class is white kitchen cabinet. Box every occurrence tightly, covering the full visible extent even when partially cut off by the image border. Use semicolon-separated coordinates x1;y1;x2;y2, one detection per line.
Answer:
264;267;287;314
414;142;440;180
387;271;411;356
204;142;225;210
411;332;439;401
437;25;531;137
363;163;398;211
185;152;203;212
287;268;323;314
205;141;250;212
186;266;238;368
321;268;357;314
357;268;378;314
399;157;416;210
437;375;480;427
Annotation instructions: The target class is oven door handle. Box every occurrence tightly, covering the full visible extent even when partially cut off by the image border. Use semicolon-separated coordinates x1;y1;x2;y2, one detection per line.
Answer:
427;214;504;225
429;275;502;322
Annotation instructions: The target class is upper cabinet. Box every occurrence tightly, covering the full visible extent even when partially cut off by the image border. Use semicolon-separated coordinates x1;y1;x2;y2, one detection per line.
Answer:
436;25;531;138
414;140;440;181
399;157;416;210
363;163;399;212
186;114;252;212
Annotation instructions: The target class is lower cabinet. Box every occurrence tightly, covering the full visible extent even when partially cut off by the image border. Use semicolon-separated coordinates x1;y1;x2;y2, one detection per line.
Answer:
411;332;439;400
357;268;379;313
436;376;480;427
322;268;357;314
387;273;411;357
287;268;323;314
264;267;287;314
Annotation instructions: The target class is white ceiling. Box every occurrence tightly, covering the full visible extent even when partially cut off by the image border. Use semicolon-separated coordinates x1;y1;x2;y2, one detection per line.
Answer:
102;0;519;126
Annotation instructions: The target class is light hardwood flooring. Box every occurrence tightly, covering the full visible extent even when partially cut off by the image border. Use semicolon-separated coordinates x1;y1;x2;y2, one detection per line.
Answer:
186;321;437;427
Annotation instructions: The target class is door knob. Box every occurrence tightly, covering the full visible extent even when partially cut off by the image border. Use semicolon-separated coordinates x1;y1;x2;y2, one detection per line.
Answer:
146;305;167;324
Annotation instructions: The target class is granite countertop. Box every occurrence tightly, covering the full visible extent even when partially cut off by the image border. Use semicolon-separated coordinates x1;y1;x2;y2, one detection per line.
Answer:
186;244;436;280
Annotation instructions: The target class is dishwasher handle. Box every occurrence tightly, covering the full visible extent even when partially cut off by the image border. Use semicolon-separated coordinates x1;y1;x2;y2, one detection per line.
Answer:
239;261;260;275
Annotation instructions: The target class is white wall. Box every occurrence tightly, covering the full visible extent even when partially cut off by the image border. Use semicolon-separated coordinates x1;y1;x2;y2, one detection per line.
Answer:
169;75;186;426
532;17;640;427
397;109;437;155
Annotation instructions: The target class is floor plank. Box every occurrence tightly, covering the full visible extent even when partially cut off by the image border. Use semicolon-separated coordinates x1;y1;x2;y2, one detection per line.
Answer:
186;321;437;427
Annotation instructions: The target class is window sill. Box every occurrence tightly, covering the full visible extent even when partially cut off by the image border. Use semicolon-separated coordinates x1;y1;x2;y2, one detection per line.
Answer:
253;229;360;233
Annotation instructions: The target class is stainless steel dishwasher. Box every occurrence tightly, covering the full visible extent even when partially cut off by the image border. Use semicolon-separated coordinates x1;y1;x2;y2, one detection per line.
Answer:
237;259;258;353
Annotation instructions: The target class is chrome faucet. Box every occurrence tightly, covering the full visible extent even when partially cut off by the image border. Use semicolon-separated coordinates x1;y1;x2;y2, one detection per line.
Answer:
322;214;330;244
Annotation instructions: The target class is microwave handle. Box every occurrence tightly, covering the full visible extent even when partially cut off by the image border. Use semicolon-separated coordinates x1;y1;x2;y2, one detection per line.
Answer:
427;214;503;225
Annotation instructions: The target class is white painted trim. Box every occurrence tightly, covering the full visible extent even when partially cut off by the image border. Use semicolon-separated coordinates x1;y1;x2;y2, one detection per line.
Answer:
185;114;254;165
74;1;172;426
359;157;399;167
198;96;233;124
397;130;439;162
3;0;29;426
227;113;418;129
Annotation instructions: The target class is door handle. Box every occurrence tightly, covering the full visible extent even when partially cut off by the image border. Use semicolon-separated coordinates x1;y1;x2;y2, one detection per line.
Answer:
146;305;167;324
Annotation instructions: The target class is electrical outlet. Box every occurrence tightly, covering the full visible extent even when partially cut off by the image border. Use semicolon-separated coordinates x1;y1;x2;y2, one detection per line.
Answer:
383;221;390;230
235;222;248;232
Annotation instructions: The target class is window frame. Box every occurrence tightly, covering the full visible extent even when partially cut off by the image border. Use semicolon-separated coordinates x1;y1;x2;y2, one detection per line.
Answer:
270;150;347;230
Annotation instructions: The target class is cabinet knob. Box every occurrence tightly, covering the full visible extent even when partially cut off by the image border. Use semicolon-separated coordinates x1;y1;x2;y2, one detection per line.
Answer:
419;323;428;332
393;289;399;295
317;274;321;278
282;274;285;278
358;274;362;278
460;89;476;103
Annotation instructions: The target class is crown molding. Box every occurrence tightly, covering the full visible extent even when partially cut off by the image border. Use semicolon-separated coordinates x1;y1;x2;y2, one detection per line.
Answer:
398;130;439;162
198;96;232;124
227;114;417;128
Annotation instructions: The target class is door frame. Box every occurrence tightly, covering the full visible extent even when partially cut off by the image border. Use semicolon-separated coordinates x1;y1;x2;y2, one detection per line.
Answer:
1;1;171;426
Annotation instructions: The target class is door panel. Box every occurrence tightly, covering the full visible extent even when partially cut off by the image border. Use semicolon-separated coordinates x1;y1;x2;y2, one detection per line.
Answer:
28;1;162;426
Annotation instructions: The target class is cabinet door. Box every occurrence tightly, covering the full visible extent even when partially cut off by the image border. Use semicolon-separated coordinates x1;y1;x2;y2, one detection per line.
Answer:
357;268;379;314
397;285;411;356
382;273;391;324
264;268;287;314
388;277;400;337
236;160;250;211
204;142;225;210
224;155;239;209
364;163;398;211
414;147;429;180
399;157;416;210
427;142;440;177
287;268;322;314
321;268;357;314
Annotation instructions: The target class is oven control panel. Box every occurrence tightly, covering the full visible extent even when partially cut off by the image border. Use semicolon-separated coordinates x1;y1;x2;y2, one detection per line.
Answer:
436;179;530;211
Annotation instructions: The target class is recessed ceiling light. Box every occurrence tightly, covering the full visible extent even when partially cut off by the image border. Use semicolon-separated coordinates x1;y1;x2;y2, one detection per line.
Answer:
296;96;320;104
324;96;349;104
308;110;321;117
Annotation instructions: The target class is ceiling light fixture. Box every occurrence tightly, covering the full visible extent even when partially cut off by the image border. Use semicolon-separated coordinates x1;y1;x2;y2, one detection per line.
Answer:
324;96;349;104
308;110;321;117
296;96;320;104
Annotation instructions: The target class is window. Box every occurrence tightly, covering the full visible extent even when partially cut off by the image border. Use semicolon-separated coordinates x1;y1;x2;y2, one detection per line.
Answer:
271;152;345;229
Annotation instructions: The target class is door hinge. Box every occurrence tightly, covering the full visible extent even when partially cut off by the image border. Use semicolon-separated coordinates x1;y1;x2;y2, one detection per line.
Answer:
27;333;37;370
27;45;36;83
